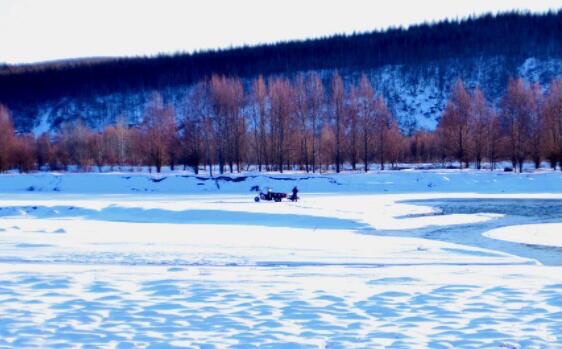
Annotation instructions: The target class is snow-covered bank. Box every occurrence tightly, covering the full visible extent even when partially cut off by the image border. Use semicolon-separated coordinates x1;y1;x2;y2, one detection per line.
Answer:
0;170;560;194
484;223;562;248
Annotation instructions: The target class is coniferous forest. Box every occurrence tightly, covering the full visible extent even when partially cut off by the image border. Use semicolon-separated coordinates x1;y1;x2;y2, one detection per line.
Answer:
0;10;561;174
1;10;560;113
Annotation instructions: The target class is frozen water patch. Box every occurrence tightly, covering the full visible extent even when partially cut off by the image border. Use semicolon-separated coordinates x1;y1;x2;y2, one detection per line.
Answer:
384;198;562;265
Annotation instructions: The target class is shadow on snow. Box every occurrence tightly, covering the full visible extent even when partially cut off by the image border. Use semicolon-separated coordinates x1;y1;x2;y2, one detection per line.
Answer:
0;205;368;231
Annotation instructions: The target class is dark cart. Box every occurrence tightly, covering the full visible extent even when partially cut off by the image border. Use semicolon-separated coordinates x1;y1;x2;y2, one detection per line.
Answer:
253;186;298;202
255;190;287;202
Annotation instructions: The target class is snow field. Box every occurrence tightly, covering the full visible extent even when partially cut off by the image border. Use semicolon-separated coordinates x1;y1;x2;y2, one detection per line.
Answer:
0;263;561;348
484;223;562;248
0;171;561;348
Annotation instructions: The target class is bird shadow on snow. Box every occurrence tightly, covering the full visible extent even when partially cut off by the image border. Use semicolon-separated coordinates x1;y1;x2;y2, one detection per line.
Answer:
0;205;368;231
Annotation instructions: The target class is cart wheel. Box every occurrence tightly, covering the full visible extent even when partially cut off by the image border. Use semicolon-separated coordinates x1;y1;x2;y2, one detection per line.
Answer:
254;196;260;202
274;197;282;202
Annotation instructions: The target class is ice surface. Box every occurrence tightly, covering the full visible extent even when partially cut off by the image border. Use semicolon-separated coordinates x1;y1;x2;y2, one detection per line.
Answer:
0;172;561;347
484;223;562;248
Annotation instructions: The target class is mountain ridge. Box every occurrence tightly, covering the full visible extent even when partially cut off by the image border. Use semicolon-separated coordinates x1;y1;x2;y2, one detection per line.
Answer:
0;10;560;133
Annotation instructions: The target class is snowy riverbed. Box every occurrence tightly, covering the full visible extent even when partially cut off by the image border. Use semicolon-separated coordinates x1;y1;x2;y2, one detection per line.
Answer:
0;171;561;348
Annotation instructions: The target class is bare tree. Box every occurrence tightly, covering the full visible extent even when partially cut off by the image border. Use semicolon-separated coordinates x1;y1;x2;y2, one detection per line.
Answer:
209;76;228;174
141;93;176;173
0;105;15;172
355;74;376;171
102;126;124;171
209;76;245;173
373;95;394;170
180;84;205;174
293;74;311;172
486;111;502;171
330;72;344;173
128;127;146;169
542;80;562;170
438;80;472;168
57;121;94;171
527;83;543;169
249;76;269;171
500;78;533;172
470;87;493;169
408;130;440;163
346;87;360;170
187;81;215;175
386;124;406;169
35;133;52;170
114;117;130;169
306;72;324;173
269;78;292;172
12;134;35;173
229;78;246;173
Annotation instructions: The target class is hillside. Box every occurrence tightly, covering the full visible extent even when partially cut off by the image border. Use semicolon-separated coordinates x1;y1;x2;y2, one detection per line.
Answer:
0;10;561;133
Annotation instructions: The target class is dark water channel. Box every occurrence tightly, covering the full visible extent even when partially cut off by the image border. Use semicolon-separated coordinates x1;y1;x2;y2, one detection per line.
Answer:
375;199;562;266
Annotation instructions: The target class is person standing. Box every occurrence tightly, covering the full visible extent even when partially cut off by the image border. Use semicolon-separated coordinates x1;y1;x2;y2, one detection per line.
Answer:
291;186;299;201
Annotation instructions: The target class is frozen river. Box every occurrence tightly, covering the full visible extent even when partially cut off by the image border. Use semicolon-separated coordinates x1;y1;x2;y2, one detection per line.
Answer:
381;198;562;265
0;174;561;348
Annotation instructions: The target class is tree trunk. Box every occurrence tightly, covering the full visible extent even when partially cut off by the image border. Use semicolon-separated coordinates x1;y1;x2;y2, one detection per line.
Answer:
304;138;309;173
312;116;317;173
364;136;369;172
335;125;341;172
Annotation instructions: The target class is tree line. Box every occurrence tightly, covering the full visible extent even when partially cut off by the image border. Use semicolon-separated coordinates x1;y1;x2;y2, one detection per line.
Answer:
436;79;562;172
1;10;560;130
0;73;561;174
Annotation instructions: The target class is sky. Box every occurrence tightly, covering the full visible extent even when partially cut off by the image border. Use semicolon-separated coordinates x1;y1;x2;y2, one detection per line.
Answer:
1;0;561;64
